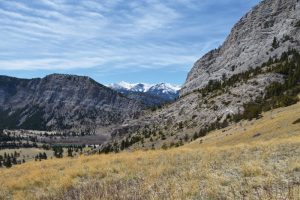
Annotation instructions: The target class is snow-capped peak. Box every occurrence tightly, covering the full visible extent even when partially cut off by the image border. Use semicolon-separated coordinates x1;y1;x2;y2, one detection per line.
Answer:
149;83;181;93
118;81;138;90
109;81;154;92
109;82;181;93
109;81;181;103
131;83;154;92
107;81;135;90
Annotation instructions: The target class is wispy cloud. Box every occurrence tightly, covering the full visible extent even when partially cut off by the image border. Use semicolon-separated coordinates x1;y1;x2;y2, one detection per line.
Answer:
0;0;260;84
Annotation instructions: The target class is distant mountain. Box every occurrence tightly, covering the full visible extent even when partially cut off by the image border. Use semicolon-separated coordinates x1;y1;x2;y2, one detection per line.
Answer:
109;82;154;93
108;82;181;106
147;83;181;101
0;74;143;133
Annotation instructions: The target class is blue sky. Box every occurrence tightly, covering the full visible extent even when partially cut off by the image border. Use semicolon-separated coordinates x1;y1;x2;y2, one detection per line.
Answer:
0;0;260;85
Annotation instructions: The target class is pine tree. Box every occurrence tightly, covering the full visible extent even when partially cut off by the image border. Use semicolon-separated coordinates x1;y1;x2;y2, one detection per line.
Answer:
151;144;155;150
53;147;64;158
184;134;189;142
193;132;199;140
272;37;279;49
14;151;17;157
12;157;17;165
67;148;73;157
4;157;12;168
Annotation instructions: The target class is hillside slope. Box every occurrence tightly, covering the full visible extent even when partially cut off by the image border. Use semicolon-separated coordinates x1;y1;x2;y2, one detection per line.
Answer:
0;102;299;200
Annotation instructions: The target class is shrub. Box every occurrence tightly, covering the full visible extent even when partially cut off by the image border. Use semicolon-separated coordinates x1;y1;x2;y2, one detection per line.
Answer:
292;118;300;125
241;162;263;177
161;143;168;150
272;37;280;49
243;103;262;120
294;20;300;27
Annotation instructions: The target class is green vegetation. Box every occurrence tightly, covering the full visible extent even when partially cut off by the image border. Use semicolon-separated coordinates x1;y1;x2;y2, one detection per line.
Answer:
0;131;38;150
195;66;263;98
192;120;229;141
0;151;24;168
34;152;47;161
294;20;300;27
0;108;25;130
239;50;300;120
53;146;64;158
20;108;46;130
199;50;300;123
272;37;280;49
0;107;47;131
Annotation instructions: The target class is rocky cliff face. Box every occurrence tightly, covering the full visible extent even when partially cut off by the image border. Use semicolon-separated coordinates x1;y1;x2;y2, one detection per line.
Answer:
181;0;300;96
0;74;143;133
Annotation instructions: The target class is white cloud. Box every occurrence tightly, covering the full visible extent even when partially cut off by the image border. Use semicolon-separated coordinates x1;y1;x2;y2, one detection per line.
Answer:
0;0;259;74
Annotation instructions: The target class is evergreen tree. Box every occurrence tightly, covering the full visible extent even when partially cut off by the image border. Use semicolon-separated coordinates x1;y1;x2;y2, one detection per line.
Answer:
4;157;12;168
43;152;47;160
67;148;73;157
53;146;64;158
184;134;189;142
272;37;279;49
12;157;17;165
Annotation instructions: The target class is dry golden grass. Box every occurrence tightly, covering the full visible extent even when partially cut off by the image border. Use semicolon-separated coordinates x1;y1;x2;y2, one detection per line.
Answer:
187;100;300;148
0;102;300;200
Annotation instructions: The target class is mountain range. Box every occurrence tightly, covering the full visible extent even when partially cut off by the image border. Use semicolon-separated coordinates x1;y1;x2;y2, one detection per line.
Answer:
0;0;299;150
0;74;143;135
1;0;300;198
108;82;180;106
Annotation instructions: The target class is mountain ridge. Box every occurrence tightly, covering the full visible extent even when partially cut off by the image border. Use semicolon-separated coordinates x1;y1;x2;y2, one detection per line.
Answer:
109;81;180;93
109;81;181;106
0;74;143;135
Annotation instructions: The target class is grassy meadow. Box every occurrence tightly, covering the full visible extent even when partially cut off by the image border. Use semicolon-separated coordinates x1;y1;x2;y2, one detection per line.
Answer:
0;102;299;200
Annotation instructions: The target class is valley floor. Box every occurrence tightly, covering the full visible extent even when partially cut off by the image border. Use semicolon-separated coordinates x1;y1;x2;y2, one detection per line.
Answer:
0;102;300;200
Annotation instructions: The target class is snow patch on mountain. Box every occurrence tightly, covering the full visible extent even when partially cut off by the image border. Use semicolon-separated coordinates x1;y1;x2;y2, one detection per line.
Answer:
108;82;181;103
108;82;181;93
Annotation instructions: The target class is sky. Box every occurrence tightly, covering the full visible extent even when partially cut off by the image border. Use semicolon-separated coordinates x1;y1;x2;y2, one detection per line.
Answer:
0;0;261;86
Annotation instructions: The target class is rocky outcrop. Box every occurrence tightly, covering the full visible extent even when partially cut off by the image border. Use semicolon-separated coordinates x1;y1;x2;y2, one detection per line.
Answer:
180;0;300;96
0;74;143;133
